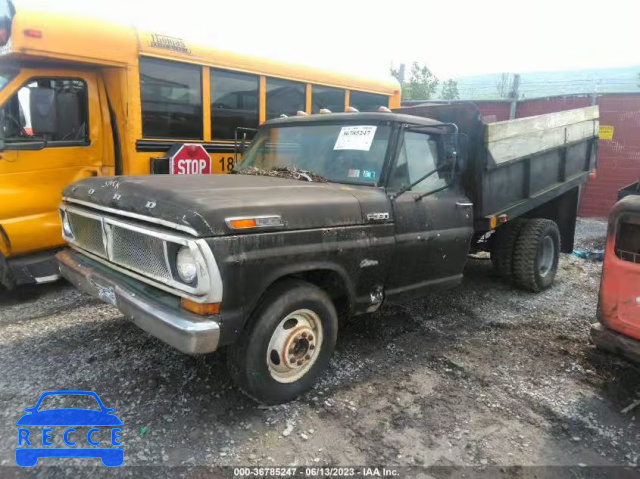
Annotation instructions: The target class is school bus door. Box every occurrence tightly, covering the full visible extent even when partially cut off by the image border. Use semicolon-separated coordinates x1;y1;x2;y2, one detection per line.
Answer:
0;68;110;284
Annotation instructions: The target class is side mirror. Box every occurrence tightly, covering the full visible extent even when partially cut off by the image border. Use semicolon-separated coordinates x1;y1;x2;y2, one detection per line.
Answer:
441;133;459;174
456;134;469;171
441;133;468;173
29;88;58;136
233;127;257;165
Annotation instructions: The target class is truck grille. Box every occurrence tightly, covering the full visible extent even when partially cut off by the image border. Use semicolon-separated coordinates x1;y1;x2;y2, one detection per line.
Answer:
63;208;177;287
67;213;105;257
109;224;172;282
59;202;221;301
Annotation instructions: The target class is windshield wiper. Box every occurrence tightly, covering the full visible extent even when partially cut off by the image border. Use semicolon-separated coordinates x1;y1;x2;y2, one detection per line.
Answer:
232;166;328;183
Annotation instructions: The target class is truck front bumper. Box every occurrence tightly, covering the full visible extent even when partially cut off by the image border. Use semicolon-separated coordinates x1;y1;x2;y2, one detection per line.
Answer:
57;249;221;355
591;322;640;365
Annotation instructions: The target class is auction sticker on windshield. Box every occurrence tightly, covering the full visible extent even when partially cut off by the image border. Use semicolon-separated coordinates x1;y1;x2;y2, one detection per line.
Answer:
333;126;377;151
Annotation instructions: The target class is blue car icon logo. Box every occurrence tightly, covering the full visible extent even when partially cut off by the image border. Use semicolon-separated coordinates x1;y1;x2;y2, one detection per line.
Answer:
16;390;123;467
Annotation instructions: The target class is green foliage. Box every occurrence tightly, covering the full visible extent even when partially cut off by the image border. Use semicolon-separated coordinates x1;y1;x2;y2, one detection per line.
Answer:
405;62;439;100
440;79;459;100
391;62;459;100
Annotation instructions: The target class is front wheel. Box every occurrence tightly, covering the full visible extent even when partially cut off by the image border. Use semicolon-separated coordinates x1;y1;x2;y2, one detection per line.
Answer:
227;279;338;404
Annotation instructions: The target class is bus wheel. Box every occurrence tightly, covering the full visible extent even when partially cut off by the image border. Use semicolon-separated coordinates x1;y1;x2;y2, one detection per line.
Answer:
491;219;525;283
227;279;338;404
512;219;561;292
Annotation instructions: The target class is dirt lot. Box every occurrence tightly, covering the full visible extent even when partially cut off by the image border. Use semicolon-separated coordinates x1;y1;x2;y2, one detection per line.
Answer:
0;218;639;478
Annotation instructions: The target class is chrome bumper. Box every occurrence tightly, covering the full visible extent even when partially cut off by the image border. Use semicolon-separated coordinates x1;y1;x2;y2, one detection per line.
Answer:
57;249;220;354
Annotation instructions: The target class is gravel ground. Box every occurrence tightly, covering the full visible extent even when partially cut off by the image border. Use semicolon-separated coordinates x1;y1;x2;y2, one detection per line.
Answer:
1;218;638;478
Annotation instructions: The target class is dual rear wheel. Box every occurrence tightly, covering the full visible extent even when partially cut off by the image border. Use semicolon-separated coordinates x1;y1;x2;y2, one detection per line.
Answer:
491;218;561;292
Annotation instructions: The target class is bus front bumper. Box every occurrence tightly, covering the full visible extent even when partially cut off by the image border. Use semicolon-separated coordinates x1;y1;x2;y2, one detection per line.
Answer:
56;249;221;355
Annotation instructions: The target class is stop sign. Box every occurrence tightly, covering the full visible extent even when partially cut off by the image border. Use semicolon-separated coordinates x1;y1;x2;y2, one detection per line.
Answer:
168;143;212;175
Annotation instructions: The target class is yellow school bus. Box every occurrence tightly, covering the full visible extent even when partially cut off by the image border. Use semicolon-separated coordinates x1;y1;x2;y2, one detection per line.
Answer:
0;3;401;288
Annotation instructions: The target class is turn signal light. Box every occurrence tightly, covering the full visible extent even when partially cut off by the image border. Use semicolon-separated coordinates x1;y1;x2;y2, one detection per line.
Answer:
229;218;256;229
181;298;220;315
226;216;284;230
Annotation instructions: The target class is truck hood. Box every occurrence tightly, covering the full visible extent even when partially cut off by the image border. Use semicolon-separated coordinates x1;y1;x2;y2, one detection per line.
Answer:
63;175;391;237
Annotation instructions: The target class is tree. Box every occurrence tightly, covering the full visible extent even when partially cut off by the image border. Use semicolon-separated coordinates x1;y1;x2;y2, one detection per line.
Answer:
440;79;459;100
391;62;439;101
405;62;439;100
496;73;512;98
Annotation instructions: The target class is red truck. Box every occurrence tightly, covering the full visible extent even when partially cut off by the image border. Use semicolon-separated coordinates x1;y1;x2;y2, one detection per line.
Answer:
591;181;640;363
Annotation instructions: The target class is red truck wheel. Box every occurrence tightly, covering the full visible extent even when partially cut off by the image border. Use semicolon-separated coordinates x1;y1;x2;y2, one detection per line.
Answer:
512;219;560;292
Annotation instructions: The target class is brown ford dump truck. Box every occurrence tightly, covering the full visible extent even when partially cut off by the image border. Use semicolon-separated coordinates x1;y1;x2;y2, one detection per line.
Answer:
56;104;599;403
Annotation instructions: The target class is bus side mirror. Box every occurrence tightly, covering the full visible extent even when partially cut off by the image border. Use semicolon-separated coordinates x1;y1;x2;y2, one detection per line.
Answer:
29;88;58;136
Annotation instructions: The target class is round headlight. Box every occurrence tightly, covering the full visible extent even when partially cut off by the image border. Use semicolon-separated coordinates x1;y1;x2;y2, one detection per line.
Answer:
62;213;73;238
176;246;198;284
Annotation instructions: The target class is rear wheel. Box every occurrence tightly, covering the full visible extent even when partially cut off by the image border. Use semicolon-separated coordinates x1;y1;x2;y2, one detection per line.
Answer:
227;279;338;404
491;219;525;282
512;219;561;292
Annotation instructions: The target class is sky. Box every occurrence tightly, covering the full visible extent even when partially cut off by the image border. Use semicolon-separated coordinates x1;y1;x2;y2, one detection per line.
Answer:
13;0;639;81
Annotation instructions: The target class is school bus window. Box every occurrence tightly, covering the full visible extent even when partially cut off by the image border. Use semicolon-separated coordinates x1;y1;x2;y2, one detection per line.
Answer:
266;78;305;120
210;69;259;140
350;91;389;112
140;57;202;139
312;86;345;113
0;78;88;145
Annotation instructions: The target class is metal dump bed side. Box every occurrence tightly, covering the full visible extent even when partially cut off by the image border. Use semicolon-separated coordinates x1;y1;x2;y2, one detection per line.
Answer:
395;103;599;237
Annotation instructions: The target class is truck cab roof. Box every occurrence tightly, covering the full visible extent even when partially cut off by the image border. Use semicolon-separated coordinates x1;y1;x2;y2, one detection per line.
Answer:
263;112;443;128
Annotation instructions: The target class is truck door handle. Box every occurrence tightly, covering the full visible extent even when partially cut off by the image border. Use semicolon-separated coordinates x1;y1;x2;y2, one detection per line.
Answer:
456;202;473;207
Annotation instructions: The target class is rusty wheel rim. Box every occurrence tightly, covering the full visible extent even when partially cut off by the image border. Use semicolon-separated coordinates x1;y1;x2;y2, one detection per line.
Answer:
266;309;323;383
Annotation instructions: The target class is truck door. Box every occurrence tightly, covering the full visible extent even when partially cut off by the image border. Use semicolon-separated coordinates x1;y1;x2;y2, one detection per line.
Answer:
0;69;106;261
385;129;474;299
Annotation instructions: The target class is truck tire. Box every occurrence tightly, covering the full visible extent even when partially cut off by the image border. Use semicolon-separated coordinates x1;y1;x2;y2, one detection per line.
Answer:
512;219;561;292
491;219;525;282
227;279;338;404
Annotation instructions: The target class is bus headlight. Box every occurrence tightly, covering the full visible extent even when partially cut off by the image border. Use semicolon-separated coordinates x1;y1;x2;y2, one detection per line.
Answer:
176;246;197;284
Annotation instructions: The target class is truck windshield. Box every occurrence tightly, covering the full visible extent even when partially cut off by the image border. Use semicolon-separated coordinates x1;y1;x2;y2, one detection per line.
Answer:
238;123;392;185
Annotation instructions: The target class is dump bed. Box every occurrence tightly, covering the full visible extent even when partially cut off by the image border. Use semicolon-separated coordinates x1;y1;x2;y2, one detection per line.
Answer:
395;103;599;231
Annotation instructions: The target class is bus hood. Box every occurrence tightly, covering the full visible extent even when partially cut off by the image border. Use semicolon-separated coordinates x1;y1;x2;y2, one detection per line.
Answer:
62;175;391;237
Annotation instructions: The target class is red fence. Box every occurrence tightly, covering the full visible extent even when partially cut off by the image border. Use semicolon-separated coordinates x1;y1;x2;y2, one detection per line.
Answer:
474;93;640;217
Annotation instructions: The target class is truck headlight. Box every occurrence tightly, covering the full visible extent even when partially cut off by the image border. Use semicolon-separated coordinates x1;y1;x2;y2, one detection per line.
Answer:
176;246;197;283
